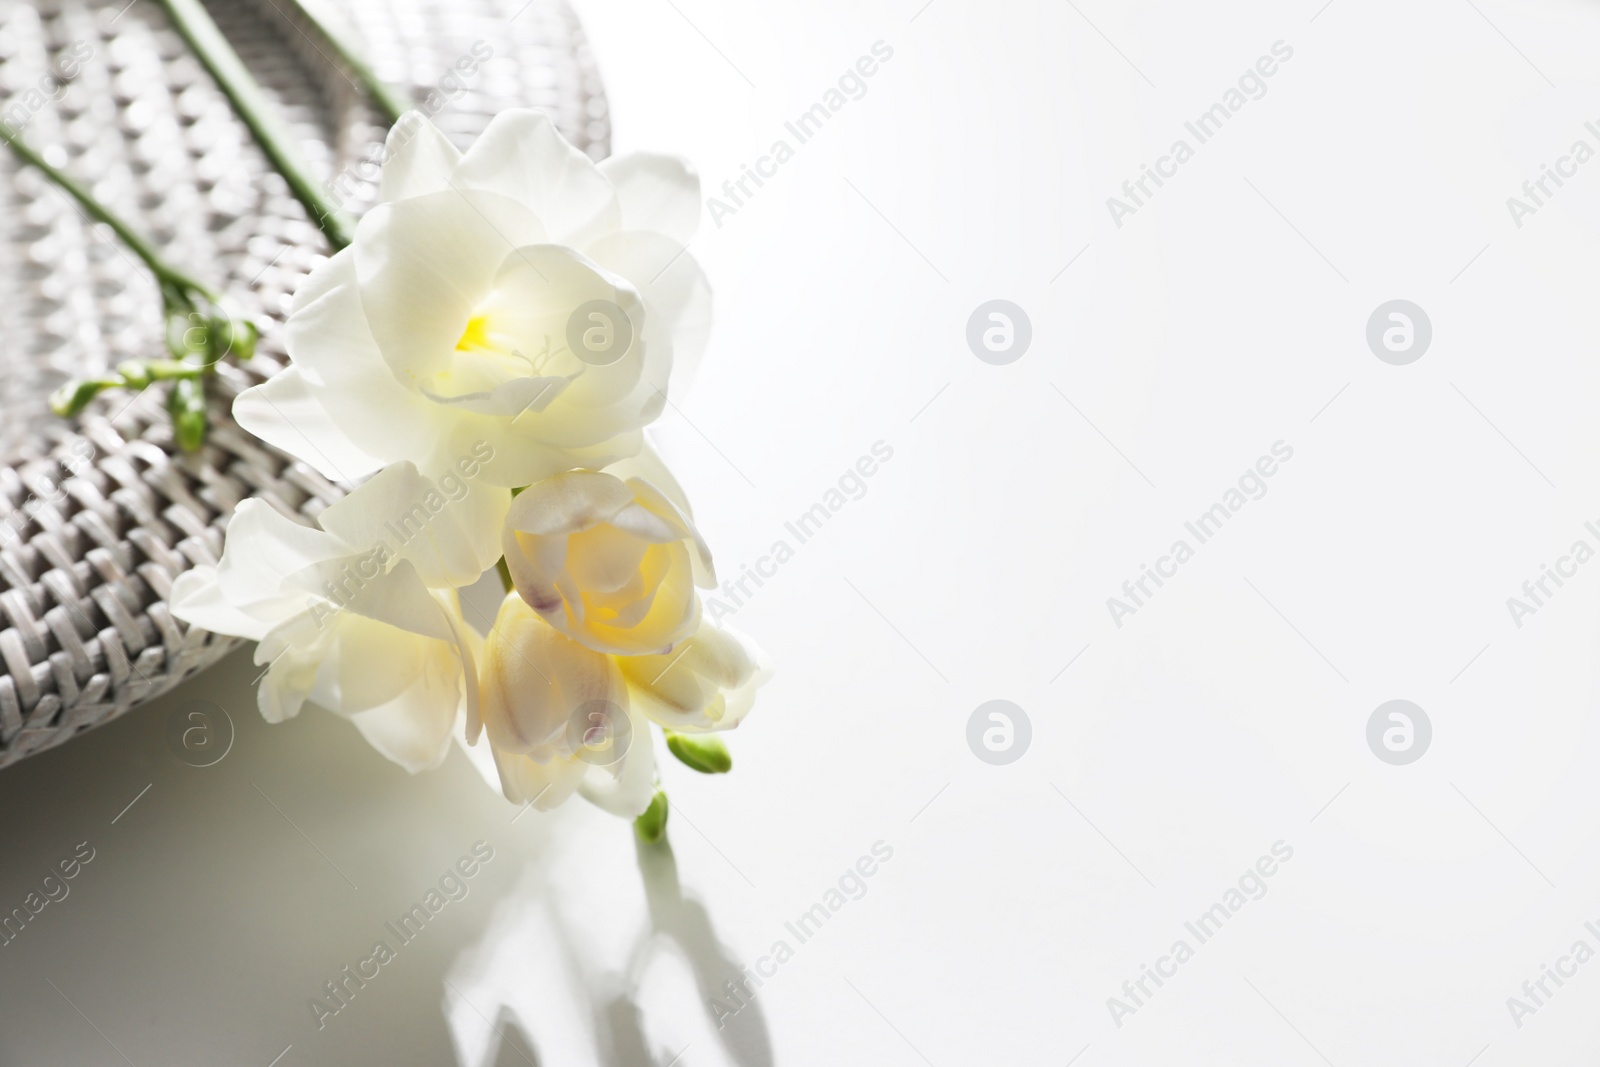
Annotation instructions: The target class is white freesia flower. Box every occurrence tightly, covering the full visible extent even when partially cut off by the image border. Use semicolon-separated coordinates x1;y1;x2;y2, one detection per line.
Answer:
233;108;710;486
619;619;771;733
474;593;656;816
502;469;713;656
168;463;509;771
179;100;768;818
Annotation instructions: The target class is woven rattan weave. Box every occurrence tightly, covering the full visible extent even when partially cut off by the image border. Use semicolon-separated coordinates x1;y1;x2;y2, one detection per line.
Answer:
0;0;608;765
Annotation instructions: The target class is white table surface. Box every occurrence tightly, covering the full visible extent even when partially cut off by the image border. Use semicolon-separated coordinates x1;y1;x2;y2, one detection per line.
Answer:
9;0;1600;1063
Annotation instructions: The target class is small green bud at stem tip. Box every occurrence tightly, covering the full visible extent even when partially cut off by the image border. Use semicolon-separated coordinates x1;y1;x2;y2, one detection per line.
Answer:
666;732;732;774
169;377;207;452
166;312;207;360
634;790;669;843
210;315;257;361
49;377;118;417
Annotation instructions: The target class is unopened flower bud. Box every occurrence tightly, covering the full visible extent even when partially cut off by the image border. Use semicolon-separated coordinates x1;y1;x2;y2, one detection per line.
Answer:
634;790;669;843
210;314;256;362
168;377;207;452
665;732;732;774
49;377;117;418
166;310;210;360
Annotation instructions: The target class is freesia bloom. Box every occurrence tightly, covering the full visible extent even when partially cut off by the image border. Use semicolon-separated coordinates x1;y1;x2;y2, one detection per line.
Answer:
233;108;710;486
502;469;713;655
619;619;771;733
473;593;655;816
168;463;508;771
174;103;770;819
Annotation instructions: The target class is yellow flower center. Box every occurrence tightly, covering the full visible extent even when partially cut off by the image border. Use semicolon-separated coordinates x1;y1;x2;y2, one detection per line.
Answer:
456;314;495;352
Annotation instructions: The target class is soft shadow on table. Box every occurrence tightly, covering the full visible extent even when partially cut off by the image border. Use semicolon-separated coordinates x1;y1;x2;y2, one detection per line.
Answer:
443;830;774;1067
0;645;776;1067
633;837;774;1067
0;647;511;1066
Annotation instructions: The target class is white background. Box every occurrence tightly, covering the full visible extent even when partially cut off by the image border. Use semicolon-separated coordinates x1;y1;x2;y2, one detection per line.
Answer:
8;0;1600;1063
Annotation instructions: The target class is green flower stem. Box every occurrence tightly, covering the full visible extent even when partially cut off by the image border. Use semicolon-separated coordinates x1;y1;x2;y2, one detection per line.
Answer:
0;126;219;304
282;0;412;125
156;0;356;250
142;359;210;381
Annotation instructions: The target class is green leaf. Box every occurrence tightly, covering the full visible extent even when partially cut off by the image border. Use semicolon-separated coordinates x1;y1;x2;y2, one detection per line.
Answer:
634;789;669;843
666;732;732;775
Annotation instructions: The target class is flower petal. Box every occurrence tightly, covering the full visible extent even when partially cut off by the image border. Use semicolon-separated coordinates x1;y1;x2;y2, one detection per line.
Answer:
566;524;652;593
257;638;323;723
621;621;771;732
340;559;459;644
418;373;571;418
456;109;619;247
474;245;658;447
169;499;346;638
478;594;625;756
316;462;510;588
627;478;714;586
354;190;544;380
378;111;467;203
505;472;637;537
169;566;263;640
598;152;702;245
584;229;710;394
272;251;443;473
491;746;588;808
347;668;460;773
577;709;657;817
233;367;391;483
603;436;692;515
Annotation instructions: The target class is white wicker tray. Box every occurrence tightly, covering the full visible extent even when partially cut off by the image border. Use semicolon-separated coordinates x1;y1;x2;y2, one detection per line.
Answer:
0;0;608;765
